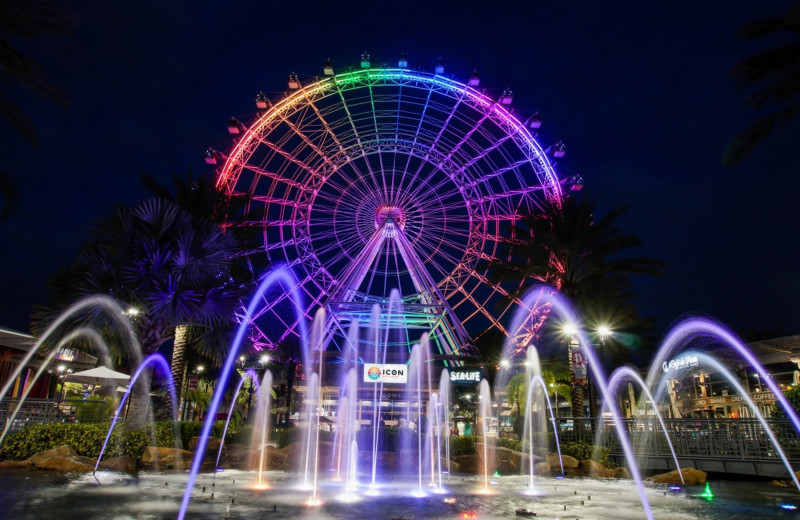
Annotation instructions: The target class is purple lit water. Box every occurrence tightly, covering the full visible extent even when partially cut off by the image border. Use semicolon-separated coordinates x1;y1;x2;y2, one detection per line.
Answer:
177;265;307;520
602;366;685;485
0;295;142;407
92;353;178;475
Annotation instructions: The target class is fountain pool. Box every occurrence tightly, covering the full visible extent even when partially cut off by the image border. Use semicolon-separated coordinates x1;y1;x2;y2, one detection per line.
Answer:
1;469;797;520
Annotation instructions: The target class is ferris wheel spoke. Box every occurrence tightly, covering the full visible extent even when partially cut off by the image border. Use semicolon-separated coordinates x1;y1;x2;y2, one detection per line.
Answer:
274;111;338;172
365;82;391;201
460;131;516;170
412;233;462;268
333;83;384;196
250;132;321;181
401;164;467;208
394;84;435;200
235;160;308;191
304;100;377;197
396;87;466;198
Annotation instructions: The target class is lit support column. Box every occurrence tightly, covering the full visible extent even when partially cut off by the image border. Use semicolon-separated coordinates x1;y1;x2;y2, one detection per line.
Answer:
391;217;472;360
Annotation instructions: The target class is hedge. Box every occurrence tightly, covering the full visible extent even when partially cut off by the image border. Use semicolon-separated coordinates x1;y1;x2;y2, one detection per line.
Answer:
559;441;610;465
0;420;249;462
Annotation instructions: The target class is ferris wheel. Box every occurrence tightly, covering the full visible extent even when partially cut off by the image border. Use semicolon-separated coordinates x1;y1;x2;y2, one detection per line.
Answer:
211;55;570;359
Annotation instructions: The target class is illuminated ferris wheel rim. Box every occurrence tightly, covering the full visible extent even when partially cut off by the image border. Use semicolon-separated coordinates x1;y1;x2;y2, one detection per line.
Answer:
213;64;569;352
215;68;563;202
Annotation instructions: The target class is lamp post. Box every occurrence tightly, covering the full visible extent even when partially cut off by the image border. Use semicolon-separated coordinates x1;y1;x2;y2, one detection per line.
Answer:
550;383;559;418
587;325;612;420
563;322;586;419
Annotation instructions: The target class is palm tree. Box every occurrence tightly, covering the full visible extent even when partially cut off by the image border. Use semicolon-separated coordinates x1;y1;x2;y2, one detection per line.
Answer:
486;195;665;417
39;198;241;427
724;2;800;166
139;171;262;408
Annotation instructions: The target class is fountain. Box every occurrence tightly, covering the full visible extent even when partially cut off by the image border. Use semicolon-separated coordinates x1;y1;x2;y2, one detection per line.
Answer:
3;274;800;520
601;366;685;485
252;370;274;489
93;353;178;475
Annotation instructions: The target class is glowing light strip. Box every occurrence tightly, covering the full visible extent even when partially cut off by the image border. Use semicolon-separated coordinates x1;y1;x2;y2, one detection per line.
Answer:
216;69;561;201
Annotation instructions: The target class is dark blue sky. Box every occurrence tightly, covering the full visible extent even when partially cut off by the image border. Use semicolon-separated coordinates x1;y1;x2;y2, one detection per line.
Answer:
1;1;797;340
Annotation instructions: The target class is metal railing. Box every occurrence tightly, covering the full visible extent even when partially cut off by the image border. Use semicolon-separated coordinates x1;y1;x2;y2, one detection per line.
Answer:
0;397;112;434
553;416;800;462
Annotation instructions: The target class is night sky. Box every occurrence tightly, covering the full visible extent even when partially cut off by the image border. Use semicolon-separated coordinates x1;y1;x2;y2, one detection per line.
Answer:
1;1;798;343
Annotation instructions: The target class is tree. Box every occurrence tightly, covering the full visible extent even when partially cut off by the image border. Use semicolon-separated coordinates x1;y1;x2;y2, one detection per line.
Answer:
772;385;800;418
487;195;665;416
140;171;264;400
39;198;241;427
724;2;800;166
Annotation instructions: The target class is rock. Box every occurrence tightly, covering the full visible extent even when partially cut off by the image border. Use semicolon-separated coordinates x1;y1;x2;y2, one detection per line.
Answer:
188;436;222;453
547;453;579;470
281;441;334;469
0;460;33;469
611;466;631;479
97;456;136;472
262;446;288;470
445;457;460;473
646;467;707;486
140;446;193;470
535;461;551;475
225;443;252;469
188;436;226;464
24;445;93;472
771;479;792;488
452;454;478;473
580;459;611;478
495;447;518;475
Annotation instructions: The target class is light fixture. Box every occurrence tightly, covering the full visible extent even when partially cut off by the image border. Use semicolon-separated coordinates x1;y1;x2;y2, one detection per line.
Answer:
562;322;578;337
597;325;612;340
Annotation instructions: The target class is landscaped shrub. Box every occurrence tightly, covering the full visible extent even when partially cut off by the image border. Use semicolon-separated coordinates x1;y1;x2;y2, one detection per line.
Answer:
559;441;610;465
495;437;522;452
0;422;158;461
450;435;477;456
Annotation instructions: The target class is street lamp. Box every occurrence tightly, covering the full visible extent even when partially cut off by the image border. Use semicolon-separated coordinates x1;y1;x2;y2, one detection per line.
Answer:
587;325;612;419
562;322;578;338
597;325;612;341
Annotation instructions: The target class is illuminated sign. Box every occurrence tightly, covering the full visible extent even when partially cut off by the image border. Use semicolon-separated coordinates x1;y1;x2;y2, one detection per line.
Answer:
450;370;482;385
662;355;699;374
55;349;75;362
363;364;407;384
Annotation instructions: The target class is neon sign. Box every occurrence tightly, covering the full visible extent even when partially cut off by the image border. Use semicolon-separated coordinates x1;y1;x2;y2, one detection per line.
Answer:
662;355;699;374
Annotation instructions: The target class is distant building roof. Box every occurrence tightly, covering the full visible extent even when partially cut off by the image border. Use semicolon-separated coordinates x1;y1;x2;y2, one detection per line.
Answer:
0;326;35;351
0;325;97;370
747;335;800;365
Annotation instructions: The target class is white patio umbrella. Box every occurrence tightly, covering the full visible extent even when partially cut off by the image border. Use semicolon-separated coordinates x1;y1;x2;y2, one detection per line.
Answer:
66;366;130;387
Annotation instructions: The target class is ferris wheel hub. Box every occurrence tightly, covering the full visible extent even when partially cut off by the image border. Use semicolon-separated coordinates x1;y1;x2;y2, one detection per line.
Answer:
374;204;406;236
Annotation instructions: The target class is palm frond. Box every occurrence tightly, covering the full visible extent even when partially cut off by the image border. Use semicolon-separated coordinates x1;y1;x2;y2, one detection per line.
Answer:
723;101;800;166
